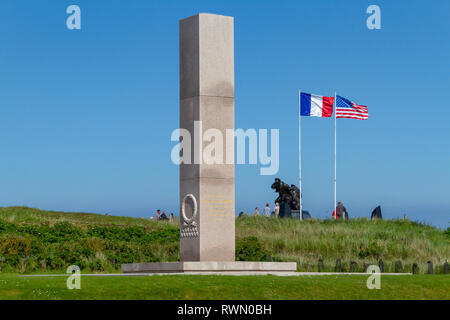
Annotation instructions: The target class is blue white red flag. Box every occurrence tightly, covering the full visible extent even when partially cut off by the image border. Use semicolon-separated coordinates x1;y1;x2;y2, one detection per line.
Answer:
336;95;369;120
300;92;334;117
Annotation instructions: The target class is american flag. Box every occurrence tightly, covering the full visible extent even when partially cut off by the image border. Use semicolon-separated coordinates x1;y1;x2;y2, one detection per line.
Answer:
336;95;369;120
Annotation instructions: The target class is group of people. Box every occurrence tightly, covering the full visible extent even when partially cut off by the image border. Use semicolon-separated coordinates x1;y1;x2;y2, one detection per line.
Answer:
153;201;349;221
251;201;349;220
253;202;281;218
153;209;174;222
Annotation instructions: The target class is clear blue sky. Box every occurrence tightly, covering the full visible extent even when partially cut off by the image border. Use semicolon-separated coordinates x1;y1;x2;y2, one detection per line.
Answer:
0;0;449;228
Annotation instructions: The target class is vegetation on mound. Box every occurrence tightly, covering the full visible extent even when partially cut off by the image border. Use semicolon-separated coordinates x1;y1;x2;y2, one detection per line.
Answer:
0;207;179;273
0;207;448;274
236;216;449;273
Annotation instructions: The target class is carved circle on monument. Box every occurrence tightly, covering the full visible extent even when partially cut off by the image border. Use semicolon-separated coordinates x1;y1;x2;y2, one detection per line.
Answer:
181;194;197;223
180;194;199;238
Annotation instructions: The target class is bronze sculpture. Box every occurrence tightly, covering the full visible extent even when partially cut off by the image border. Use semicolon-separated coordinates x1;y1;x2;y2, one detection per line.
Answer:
271;178;301;210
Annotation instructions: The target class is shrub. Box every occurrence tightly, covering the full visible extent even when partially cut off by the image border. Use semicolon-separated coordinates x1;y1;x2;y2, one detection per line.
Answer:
0;235;32;255
0;220;14;233
236;236;273;262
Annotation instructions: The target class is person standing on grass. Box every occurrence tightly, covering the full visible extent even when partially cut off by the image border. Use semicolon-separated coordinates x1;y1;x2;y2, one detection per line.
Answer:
155;209;161;220
160;211;168;220
254;207;259;216
336;201;346;220
169;213;174;223
263;203;271;217
274;202;280;218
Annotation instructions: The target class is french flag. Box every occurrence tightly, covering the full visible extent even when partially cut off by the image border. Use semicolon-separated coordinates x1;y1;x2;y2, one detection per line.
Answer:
300;92;334;117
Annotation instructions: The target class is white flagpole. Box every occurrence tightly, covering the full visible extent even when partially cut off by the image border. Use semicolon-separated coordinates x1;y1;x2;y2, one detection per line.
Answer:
298;90;303;221
334;91;337;220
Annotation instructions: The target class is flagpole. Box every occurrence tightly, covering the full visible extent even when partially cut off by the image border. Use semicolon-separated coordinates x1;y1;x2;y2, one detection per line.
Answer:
299;90;303;221
334;91;337;220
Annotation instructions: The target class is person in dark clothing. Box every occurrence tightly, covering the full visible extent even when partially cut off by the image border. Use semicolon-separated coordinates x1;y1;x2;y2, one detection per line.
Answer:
160;210;168;220
336;201;348;220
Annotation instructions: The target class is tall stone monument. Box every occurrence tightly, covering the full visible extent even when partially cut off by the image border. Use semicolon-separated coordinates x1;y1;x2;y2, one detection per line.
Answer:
122;13;296;273
179;13;235;261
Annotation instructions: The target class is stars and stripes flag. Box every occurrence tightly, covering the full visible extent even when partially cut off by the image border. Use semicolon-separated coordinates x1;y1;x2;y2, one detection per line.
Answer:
336;95;369;120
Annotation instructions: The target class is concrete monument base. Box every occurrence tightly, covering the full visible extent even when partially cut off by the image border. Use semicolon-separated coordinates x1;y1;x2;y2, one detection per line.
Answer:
121;261;297;274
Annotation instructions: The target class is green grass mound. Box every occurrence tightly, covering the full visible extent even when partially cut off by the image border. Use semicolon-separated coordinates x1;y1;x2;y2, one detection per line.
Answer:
0;207;179;273
0;206;448;274
236;215;449;273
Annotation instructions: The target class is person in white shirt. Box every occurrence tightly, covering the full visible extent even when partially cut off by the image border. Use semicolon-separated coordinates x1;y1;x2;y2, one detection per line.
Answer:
263;203;271;217
274;202;280;218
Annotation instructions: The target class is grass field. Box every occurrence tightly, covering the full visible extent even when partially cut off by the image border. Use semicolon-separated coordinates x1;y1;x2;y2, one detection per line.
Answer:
0;274;448;300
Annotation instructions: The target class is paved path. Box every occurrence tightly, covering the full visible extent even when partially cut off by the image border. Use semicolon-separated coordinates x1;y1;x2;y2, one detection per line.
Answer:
20;272;412;277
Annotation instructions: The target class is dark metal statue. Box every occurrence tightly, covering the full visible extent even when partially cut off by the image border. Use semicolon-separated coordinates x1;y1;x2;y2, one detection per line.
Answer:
271;178;301;210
